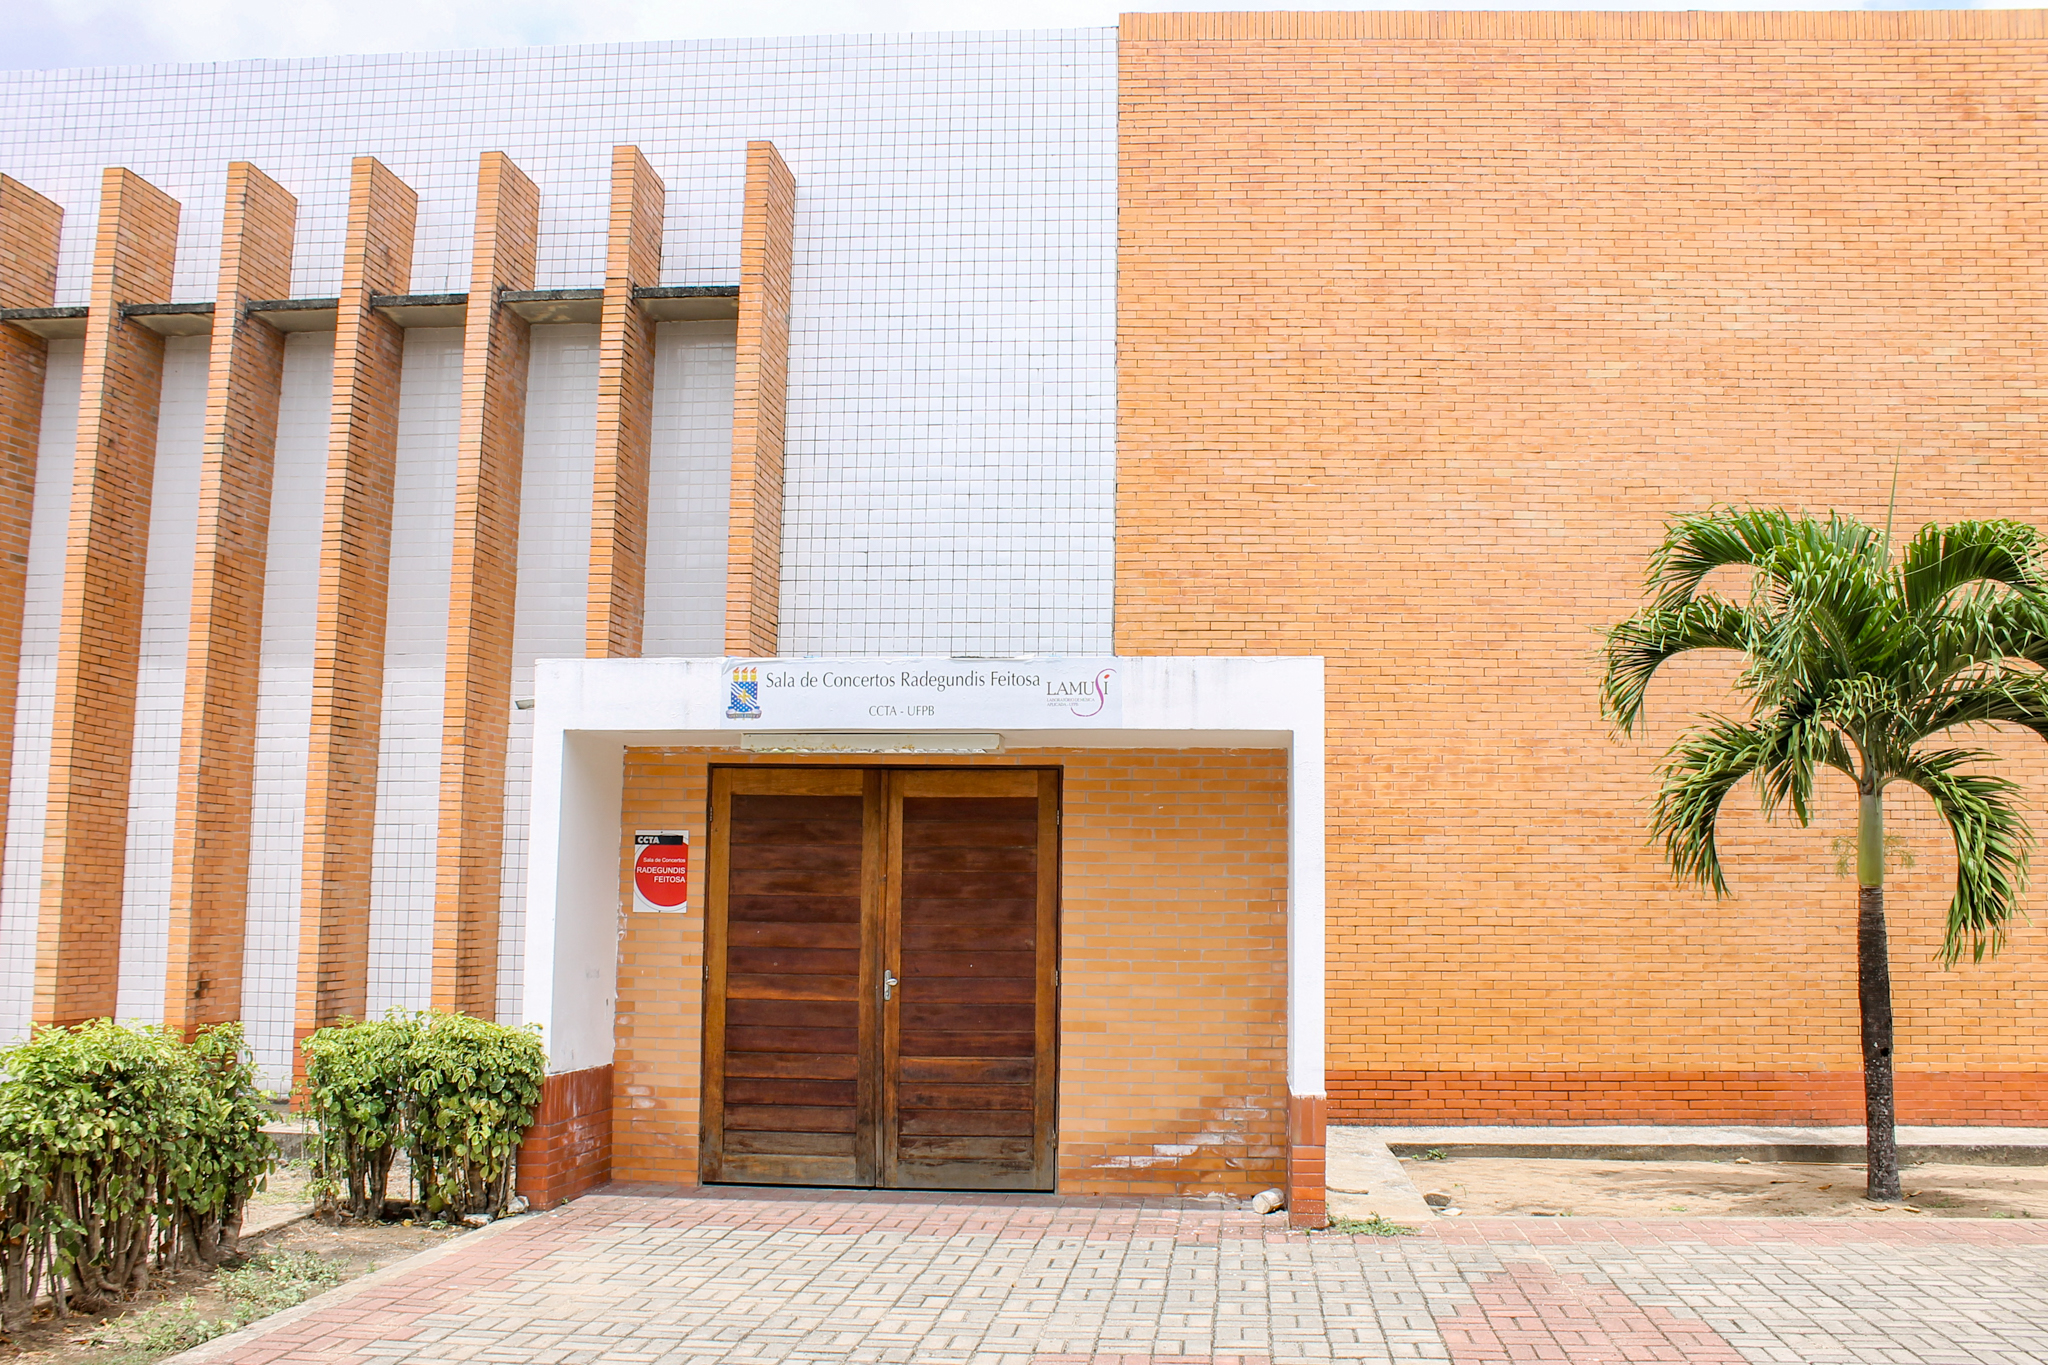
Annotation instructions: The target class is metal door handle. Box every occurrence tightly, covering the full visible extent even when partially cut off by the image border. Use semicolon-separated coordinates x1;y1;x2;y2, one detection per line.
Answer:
883;970;899;1001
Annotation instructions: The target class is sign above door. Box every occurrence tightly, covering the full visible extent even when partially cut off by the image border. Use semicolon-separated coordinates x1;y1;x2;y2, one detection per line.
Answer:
721;657;1122;729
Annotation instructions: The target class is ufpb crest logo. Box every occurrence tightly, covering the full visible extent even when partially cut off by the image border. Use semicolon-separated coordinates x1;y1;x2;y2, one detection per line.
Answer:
725;664;761;719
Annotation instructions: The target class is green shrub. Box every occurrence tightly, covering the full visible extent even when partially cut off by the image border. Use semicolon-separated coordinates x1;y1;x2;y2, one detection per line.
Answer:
301;1011;544;1222
404;1012;545;1218
299;1017;410;1220
0;1021;276;1330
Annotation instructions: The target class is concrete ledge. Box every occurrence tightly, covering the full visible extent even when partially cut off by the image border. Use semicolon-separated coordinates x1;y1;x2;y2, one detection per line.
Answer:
1366;1123;2048;1167
1326;1126;1438;1223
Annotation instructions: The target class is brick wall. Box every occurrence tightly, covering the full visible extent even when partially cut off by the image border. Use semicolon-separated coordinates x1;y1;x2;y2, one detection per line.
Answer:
432;151;538;1019
1117;9;2048;1123
586;145;663;659
724;142;794;657
516;1062;614;1208
0;177;62;940
296;157;416;1045
613;747;1292;1198
36;168;180;1026
163;162;295;1037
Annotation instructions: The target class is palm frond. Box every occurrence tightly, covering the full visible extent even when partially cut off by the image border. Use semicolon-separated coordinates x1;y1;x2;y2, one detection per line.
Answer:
1648;507;1877;612
1601;597;1755;734
1651;719;1772;895
1893;747;2034;964
1905;665;2048;747
1752;709;1854;825
1899;519;2047;613
1978;592;2048;672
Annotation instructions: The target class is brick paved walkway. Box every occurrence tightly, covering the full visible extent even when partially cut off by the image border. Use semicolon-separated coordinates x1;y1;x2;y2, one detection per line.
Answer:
178;1187;2048;1365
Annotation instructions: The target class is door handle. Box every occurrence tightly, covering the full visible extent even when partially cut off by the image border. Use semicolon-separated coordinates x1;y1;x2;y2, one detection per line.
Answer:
883;970;899;1002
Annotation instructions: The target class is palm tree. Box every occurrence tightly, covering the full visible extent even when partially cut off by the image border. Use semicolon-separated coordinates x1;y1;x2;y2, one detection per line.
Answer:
1601;508;2045;1201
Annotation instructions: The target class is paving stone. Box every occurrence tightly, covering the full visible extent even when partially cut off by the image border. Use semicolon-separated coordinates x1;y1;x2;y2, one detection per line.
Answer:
171;1191;2048;1365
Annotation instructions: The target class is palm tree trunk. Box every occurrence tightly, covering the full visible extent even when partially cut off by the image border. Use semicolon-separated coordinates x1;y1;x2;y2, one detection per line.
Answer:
1858;791;1901;1202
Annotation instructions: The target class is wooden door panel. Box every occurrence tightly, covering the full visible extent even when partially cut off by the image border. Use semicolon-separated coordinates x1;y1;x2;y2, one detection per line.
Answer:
705;765;1055;1192
702;771;876;1186
883;775;1057;1190
901;921;1034;950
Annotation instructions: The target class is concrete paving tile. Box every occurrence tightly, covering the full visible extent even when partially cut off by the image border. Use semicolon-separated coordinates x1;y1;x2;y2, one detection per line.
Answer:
161;1195;2048;1365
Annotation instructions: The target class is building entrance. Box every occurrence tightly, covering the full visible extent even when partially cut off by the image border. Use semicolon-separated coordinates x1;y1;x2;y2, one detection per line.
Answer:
700;766;1059;1190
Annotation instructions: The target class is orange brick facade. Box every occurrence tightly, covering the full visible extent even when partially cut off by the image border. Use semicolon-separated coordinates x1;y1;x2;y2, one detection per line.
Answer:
723;142;794;658
12;12;2048;1223
35;168;181;1026
163;162;296;1038
295;157;418;1044
1117;10;2048;1124
586;145;665;660
0;177;62;924
609;748;1291;1199
432;151;539;1018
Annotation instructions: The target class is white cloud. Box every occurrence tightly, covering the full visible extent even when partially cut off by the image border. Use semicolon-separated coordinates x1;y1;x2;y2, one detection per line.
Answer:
4;0;2004;71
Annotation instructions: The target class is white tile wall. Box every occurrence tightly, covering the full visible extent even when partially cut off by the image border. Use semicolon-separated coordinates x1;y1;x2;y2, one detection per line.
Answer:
367;326;460;1017
0;29;1117;1032
499;323;597;1022
0;339;82;1044
644;320;735;657
114;334;209;1027
241;331;334;1087
0;31;1117;656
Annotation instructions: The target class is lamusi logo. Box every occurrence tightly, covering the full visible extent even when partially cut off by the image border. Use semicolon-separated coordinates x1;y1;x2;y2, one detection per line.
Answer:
1048;668;1115;717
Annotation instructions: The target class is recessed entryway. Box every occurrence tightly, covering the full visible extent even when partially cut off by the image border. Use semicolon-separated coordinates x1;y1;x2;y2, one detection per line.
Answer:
699;766;1059;1190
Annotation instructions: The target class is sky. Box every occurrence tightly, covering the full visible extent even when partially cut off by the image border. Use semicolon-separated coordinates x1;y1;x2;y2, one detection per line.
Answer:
4;0;2031;70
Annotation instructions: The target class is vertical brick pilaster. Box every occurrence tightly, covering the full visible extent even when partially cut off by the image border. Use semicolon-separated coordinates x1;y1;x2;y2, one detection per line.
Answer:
431;151;538;1018
1286;1093;1328;1229
0;177;64;926
585;146;663;659
295;158;416;1046
34;168;180;1027
723;141;794;658
163;164;296;1039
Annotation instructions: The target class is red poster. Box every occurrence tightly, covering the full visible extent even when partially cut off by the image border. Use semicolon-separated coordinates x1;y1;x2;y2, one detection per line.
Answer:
633;832;689;911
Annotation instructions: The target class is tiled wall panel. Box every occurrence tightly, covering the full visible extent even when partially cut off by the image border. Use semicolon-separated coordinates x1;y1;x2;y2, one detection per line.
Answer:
498;324;597;1021
0;340;81;1043
241;331;333;1086
643;321;734;657
113;333;208;1026
0;32;1116;656
366;327;459;1017
0;29;1114;1040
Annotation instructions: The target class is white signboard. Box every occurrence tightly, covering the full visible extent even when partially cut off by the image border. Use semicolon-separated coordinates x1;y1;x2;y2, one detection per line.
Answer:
720;657;1122;729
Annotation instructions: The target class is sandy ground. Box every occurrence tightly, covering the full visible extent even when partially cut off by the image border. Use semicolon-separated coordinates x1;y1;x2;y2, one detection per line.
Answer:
0;1212;460;1363
1404;1156;2048;1219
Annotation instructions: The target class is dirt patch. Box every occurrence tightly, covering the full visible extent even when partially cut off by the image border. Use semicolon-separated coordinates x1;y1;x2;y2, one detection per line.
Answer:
1403;1156;2048;1219
0;1213;463;1364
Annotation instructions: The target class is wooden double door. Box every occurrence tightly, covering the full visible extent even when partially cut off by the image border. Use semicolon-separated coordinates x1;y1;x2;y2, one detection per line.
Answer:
701;766;1059;1190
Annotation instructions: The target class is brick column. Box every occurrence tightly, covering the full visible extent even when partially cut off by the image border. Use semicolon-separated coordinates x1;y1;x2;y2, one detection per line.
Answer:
723;141;794;657
1287;1093;1328;1229
585;146;663;659
295;158;416;1044
34;168;181;1027
431;151;538;1017
0;177;63;914
163;164;296;1038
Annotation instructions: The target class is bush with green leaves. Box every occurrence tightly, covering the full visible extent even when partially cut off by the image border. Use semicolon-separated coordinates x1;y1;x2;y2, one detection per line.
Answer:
301;1011;544;1222
298;1016;411;1221
0;1020;276;1331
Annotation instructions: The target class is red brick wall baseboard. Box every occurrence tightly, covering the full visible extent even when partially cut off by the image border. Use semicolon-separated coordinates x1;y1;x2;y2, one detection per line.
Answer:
517;1064;614;1208
1330;1071;2048;1125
